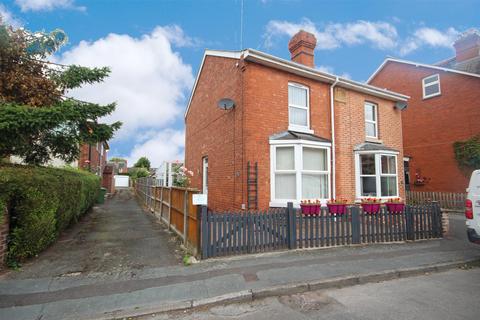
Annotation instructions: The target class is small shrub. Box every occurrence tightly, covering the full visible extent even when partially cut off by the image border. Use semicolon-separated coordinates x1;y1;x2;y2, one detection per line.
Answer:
453;135;480;171
0;164;100;265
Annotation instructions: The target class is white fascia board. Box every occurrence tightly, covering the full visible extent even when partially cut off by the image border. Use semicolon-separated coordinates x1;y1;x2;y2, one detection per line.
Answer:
245;49;409;102
184;50;244;119
337;79;409;101
367;57;480;84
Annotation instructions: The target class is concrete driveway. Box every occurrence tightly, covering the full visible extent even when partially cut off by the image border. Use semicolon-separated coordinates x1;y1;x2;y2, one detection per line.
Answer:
2;188;182;280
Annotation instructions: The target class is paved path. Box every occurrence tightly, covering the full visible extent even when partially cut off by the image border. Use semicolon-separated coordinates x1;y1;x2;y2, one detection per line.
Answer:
1;188;182;280
153;267;480;320
0;214;479;320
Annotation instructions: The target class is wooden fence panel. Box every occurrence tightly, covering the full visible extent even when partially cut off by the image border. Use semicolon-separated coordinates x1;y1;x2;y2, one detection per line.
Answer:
134;178;201;255
201;203;443;259
406;191;466;210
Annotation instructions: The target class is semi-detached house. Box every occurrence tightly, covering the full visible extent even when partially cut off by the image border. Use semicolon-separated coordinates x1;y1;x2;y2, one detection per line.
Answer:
185;30;409;211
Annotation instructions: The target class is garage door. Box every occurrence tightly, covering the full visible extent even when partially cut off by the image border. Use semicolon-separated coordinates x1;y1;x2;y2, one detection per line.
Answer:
114;175;130;187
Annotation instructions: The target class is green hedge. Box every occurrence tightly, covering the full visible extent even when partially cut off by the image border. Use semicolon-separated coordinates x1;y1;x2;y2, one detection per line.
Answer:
0;164;100;265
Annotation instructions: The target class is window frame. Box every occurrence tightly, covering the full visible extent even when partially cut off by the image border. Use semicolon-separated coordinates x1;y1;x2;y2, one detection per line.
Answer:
364;102;378;139
288;82;313;134
422;74;441;99
270;139;331;207
355;151;399;199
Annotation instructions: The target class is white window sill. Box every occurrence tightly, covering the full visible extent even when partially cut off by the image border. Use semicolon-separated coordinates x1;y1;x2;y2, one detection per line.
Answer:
365;137;383;144
270;199;329;208
288;126;314;134
422;92;441;100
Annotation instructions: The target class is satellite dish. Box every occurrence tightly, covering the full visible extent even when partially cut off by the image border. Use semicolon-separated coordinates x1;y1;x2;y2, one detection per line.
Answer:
395;101;408;110
217;98;235;110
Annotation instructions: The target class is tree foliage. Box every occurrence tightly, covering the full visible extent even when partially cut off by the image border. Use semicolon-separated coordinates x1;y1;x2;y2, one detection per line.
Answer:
453;135;480;171
109;157;127;163
134;156;151;170
129;167;150;180
0;23;121;165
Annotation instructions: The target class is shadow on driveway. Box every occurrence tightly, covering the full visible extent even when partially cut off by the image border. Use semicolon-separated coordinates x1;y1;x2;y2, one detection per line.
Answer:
3;188;182;280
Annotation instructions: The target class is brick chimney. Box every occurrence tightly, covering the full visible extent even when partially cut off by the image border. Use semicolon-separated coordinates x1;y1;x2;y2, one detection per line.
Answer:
288;30;317;67
453;29;480;62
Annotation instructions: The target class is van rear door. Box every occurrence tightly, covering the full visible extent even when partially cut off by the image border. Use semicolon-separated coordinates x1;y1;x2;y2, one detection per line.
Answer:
467;170;480;243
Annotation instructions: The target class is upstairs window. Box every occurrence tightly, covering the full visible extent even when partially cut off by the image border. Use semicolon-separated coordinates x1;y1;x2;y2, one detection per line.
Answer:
422;74;441;99
288;83;310;132
364;102;378;139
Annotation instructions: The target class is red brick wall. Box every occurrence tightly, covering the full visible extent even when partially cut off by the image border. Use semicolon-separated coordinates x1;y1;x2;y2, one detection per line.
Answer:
334;88;405;200
0;207;9;268
102;165;115;194
242;62;332;209
184;55;244;211
370;62;480;192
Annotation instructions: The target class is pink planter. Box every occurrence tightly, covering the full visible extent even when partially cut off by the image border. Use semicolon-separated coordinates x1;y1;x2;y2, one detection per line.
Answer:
300;204;321;215
361;203;381;214
385;203;405;213
327;204;347;215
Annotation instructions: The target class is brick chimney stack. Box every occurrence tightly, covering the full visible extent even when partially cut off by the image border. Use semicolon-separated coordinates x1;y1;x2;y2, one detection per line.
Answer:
453;29;480;62
288;30;317;68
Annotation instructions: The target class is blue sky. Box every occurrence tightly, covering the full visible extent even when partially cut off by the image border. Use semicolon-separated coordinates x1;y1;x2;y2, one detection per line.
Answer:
1;0;479;166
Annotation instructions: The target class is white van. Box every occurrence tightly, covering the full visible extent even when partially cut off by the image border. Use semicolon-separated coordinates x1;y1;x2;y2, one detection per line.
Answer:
466;169;480;244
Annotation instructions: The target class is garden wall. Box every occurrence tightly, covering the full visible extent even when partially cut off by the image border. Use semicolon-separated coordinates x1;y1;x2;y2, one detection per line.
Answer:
0;164;100;267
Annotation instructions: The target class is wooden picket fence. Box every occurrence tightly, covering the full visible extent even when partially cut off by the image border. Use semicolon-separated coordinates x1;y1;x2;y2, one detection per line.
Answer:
135;177;201;255
201;203;443;259
406;191;466;211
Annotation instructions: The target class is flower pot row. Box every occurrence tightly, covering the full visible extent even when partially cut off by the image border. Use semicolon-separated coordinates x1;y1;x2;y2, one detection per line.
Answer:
300;202;405;215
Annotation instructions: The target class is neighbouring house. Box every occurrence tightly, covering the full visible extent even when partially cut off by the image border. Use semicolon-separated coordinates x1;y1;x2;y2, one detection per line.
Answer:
79;141;109;176
184;30;409;211
109;158;128;174
368;29;480;193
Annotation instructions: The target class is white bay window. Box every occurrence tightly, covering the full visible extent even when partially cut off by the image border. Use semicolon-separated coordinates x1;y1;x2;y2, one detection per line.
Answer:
270;141;331;207
355;152;399;198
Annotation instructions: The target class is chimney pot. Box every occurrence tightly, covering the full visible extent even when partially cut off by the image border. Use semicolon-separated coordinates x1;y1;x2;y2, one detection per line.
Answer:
288;30;317;67
453;29;480;62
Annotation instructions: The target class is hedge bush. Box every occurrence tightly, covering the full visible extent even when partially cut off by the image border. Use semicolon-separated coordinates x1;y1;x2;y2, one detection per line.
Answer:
0;164;100;265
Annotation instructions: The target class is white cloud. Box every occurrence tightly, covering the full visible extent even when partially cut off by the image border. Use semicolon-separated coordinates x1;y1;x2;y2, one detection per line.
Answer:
264;18;397;50
0;4;22;28
56;25;195;167
400;27;459;55
264;19;460;57
15;0;85;12
126;129;185;167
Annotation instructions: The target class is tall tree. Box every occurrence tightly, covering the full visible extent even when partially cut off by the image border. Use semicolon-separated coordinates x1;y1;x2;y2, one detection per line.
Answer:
134;157;151;170
0;22;121;165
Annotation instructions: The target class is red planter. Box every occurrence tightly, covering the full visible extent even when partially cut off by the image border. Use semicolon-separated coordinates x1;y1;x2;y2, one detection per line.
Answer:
327;204;347;215
361;203;381;214
385;203;405;213
300;204;321;215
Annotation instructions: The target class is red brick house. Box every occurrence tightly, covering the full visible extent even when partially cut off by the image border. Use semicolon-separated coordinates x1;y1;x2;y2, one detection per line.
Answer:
185;30;408;211
368;29;480;193
79;141;109;176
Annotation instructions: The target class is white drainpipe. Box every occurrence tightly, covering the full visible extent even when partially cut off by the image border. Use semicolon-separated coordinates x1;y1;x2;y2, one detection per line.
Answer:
330;77;339;199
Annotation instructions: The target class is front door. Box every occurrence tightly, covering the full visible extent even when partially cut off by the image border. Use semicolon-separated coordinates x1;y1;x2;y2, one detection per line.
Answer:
404;159;410;191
